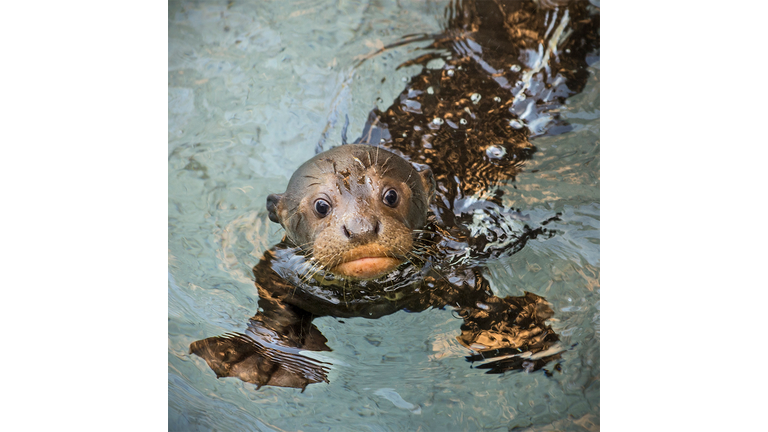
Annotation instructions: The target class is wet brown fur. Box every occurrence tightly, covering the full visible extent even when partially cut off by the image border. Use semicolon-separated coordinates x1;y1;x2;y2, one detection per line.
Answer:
268;144;435;280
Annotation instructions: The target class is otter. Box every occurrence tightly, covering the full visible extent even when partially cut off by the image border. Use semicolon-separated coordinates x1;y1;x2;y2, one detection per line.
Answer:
265;144;435;281
190;0;599;391
190;144;558;389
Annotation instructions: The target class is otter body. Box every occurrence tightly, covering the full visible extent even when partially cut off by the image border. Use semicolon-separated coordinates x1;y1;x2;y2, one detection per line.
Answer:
191;0;599;390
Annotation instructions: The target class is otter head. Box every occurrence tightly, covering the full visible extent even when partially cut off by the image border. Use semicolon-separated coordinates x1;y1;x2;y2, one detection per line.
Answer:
267;144;435;280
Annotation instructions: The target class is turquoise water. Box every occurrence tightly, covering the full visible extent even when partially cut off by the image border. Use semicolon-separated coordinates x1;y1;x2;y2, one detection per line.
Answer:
169;1;599;430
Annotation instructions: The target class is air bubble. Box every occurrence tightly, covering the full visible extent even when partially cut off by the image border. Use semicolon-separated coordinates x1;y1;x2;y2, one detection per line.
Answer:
432;117;444;125
510;64;521;72
446;69;455;77
493;96;501;102
471;93;481;104
402;76;410;82
516;93;526;101
459;118;467;125
509;119;524;129
427;86;434;95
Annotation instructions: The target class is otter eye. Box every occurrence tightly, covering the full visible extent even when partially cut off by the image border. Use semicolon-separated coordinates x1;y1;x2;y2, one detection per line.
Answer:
314;199;331;217
383;188;399;207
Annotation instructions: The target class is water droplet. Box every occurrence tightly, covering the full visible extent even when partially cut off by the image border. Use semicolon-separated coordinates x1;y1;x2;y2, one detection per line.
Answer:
509;119;524;129
459;118;467;125
493;96;501;102
446;69;455;77
432;117;444;125
471;93;481;104
510;64;521;72
427;86;434;95
485;145;506;159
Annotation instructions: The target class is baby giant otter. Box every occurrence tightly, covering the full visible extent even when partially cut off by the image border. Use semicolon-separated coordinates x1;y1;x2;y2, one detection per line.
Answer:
266;144;434;281
190;0;599;390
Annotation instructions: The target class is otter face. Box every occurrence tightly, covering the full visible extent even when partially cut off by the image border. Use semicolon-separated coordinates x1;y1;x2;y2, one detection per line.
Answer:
267;145;435;280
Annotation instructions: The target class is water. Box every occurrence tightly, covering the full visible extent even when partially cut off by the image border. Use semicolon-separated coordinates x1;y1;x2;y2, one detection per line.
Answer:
169;1;600;430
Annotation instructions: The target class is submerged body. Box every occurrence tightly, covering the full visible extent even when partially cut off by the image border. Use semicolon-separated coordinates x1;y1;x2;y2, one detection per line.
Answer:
191;0;599;390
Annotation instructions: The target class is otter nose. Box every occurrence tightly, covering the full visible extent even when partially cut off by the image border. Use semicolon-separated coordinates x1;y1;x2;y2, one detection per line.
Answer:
342;217;380;241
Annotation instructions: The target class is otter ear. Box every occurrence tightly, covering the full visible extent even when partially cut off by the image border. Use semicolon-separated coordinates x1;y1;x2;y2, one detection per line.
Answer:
266;194;284;224
418;166;435;203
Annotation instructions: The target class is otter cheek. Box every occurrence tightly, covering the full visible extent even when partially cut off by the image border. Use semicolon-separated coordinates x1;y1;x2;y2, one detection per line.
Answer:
333;257;402;279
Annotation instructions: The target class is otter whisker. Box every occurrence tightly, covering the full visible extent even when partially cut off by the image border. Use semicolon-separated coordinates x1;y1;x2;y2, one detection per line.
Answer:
299;252;330;284
271;224;287;237
411;238;439;246
409;244;437;258
412;242;441;259
410;236;441;246
285;241;316;256
381;155;394;175
301;262;325;284
403;251;424;267
410;239;441;252
296;256;316;276
412;243;440;252
293;240;317;250
411;239;436;255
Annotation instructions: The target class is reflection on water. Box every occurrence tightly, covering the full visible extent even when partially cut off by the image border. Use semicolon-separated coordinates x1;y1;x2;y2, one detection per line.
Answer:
169;0;599;430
